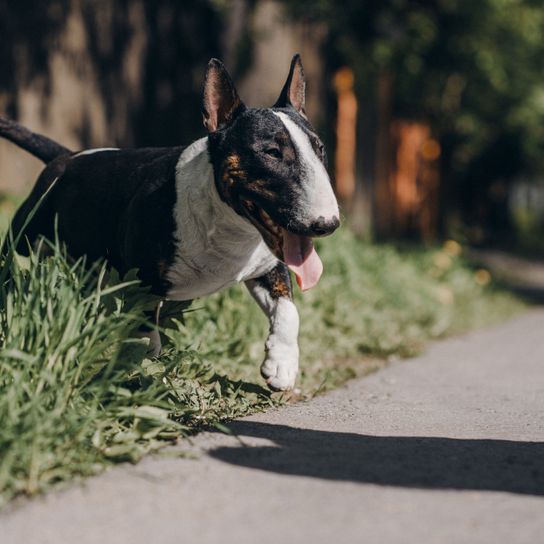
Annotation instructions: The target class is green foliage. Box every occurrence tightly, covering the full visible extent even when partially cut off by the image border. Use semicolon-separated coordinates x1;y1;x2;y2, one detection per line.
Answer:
0;227;522;506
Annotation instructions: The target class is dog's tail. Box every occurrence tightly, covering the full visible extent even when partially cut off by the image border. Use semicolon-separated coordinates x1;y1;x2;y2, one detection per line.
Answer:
0;116;71;164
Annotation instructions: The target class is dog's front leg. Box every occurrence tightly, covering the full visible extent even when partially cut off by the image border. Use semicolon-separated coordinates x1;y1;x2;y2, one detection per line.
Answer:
245;263;299;391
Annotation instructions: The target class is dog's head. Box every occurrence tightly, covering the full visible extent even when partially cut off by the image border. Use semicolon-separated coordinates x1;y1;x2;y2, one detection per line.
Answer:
203;55;340;290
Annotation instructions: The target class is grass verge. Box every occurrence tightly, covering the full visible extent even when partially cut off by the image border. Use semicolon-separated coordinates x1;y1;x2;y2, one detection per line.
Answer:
0;226;523;506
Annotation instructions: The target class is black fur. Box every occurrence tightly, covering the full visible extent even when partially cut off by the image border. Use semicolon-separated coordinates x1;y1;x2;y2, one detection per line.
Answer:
12;147;182;295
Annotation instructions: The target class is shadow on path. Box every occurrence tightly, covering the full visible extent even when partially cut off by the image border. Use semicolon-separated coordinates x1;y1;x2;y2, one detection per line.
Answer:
208;421;544;497
504;284;544;305
468;248;544;305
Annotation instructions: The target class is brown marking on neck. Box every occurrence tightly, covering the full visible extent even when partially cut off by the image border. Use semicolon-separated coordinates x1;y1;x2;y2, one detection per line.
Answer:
220;153;247;203
224;154;246;181
221;154;247;194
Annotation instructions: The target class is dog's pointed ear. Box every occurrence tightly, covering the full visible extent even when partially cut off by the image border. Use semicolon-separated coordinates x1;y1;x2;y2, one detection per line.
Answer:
202;58;245;132
274;54;306;116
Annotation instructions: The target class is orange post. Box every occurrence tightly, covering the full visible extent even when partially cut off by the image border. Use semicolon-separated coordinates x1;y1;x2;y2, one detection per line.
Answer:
333;67;358;203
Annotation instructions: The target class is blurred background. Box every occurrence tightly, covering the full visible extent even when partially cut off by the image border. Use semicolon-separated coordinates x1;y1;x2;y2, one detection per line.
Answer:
1;0;544;252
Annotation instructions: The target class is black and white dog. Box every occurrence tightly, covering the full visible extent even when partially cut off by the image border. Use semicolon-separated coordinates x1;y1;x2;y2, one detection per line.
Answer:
1;55;339;391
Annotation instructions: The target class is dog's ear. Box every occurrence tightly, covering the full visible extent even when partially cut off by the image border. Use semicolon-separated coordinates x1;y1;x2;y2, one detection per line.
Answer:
202;58;245;132
274;54;306;117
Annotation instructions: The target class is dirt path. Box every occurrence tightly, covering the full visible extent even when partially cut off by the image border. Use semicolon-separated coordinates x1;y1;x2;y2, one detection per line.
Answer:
2;309;544;544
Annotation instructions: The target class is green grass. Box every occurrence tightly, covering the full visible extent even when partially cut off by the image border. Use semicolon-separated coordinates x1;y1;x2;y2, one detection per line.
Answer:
0;222;523;507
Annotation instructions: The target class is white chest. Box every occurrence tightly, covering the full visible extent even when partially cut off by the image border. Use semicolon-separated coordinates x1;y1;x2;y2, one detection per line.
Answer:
165;139;277;301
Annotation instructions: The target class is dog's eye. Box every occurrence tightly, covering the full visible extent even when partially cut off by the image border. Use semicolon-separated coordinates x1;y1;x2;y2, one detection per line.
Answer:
264;147;282;159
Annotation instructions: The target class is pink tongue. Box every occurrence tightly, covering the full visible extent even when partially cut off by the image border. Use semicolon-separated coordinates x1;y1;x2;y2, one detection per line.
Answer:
282;230;323;291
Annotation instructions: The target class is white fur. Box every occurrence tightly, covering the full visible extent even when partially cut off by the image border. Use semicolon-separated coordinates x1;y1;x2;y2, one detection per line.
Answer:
246;280;299;391
273;111;339;223
73;147;120;157
166;138;277;301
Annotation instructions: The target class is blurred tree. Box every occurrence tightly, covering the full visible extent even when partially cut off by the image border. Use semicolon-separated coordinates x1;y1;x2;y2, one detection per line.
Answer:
2;0;544;246
281;0;544;244
0;0;222;149
0;0;223;190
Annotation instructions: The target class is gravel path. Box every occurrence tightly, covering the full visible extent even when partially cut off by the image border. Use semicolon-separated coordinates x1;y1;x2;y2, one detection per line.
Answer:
2;309;544;544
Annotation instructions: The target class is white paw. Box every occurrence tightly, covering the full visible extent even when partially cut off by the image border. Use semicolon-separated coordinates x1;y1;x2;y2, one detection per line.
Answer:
260;347;299;392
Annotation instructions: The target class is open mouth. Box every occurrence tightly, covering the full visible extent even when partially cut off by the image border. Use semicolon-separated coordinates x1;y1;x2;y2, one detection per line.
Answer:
242;200;323;291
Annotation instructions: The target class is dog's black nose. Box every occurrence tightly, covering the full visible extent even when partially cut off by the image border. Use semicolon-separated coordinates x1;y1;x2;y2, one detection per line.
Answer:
310;216;340;236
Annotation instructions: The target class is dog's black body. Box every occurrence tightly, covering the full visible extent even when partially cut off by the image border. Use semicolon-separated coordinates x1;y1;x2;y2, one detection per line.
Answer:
12;147;182;293
2;55;340;390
